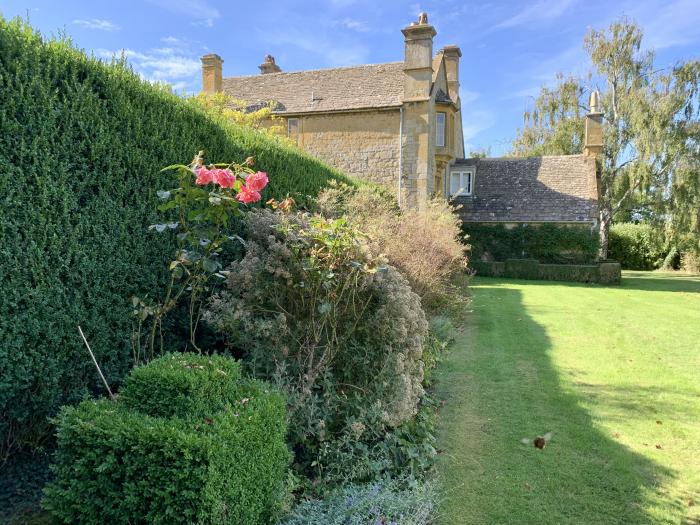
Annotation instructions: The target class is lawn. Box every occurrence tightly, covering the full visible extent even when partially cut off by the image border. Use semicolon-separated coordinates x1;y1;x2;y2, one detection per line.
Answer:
435;271;700;524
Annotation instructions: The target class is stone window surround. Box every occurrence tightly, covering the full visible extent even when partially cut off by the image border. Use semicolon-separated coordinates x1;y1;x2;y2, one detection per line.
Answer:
450;167;474;196
436;111;446;147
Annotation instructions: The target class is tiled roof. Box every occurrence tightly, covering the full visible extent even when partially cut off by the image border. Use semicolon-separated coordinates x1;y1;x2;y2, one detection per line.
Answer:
221;62;405;114
452;155;598;223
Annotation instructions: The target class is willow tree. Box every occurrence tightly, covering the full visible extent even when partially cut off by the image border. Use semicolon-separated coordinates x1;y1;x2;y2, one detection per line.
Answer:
512;19;700;259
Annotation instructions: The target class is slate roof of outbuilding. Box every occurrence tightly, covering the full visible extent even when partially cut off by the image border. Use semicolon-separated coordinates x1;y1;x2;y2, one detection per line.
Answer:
452;155;598;223
221;62;405;114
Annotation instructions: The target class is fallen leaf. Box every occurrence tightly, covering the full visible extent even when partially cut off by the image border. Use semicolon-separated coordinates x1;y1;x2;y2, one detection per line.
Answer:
655;444;663;450
613;432;621;439
688;499;695;507
524;481;532;490
655;420;662;425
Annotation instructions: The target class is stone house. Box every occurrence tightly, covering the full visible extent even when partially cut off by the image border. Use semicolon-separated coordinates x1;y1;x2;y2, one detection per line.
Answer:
200;13;600;226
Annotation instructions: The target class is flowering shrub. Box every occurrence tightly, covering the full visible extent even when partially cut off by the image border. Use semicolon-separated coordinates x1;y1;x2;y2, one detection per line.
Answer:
132;153;268;362
204;209;428;482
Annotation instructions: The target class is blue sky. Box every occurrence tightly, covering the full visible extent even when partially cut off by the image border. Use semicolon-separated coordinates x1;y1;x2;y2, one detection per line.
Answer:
3;0;699;155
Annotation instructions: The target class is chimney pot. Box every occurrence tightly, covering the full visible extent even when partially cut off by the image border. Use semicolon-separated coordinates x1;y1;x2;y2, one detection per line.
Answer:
401;16;436;100
441;45;462;102
259;54;282;74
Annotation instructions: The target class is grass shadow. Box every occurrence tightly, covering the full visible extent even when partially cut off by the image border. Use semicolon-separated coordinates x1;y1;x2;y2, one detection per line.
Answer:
435;282;679;524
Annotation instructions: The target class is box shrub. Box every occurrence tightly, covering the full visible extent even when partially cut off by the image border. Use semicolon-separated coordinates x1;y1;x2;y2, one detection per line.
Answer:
538;264;600;283
464;223;599;264
608;223;664;270
598;262;622;284
505;259;540;280
471;260;621;284
0;17;350;457
42;353;289;524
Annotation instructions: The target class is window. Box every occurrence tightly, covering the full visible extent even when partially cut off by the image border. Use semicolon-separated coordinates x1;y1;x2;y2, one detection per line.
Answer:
450;169;474;196
287;118;299;138
436;112;446;147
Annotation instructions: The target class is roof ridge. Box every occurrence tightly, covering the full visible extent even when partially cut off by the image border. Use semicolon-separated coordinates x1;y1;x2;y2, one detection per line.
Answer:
459;154;586;162
222;61;403;81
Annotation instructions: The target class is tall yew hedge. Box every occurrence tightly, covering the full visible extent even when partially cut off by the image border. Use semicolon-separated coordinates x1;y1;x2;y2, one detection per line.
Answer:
0;18;349;458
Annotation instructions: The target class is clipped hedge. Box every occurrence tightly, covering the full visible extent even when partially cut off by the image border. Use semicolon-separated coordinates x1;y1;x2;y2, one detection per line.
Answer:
0;17;351;456
471;259;621;284
464;223;599;264
43;353;290;524
608;223;664;270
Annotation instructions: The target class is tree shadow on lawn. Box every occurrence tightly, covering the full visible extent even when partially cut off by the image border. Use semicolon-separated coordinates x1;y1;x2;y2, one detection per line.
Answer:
436;284;682;525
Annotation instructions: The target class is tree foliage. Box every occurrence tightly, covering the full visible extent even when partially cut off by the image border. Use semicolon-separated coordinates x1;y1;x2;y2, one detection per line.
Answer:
512;19;700;258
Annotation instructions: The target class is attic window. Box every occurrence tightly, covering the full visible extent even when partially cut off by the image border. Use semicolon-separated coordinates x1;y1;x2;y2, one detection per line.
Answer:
436;112;446;147
450;168;474;197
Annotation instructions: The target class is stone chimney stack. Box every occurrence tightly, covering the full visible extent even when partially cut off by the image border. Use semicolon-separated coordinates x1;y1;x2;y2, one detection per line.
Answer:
200;53;223;94
441;45;462;102
401;12;436;101
584;90;603;157
259;54;282;74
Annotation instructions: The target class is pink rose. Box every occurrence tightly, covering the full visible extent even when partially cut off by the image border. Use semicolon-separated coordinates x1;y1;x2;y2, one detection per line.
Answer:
213;168;236;188
236;186;261;204
195;167;214;185
245;171;268;192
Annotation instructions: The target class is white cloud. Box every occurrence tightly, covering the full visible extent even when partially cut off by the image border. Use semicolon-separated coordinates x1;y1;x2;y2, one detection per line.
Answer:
331;17;370;32
494;0;577;29
635;0;700;50
462;108;496;142
258;27;370;68
96;47;200;92
73;18;120;31
146;0;220;27
460;89;480;104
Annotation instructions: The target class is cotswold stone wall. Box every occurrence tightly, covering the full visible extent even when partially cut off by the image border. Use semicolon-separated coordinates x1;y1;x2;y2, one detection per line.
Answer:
291;110;401;188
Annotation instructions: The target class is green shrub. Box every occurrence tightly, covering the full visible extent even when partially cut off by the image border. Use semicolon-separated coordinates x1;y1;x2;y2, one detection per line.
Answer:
470;261;505;277
598;262;622;284
0;17;350;457
283;478;437;525
42;353;289;524
204;210;428;482
505;259;540;279
118;353;242;419
464;223;599;264
538;263;600;283
608;223;665;270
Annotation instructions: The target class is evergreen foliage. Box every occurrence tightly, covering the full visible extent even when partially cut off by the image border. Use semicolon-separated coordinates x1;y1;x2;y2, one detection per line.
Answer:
0;17;349;458
42;353;289;525
464;223;599;264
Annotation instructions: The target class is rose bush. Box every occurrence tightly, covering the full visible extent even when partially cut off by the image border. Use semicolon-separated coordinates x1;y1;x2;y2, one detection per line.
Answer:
132;153;268;363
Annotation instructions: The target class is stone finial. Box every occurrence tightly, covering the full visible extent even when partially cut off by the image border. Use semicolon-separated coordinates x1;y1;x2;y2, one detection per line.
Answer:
259;54;282;74
418;12;428;25
589;90;601;113
584;90;604;157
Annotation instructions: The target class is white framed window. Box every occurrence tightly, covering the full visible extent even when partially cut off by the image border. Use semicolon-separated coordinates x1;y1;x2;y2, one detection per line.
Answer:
450;169;474;196
287;118;299;137
436;112;446;147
